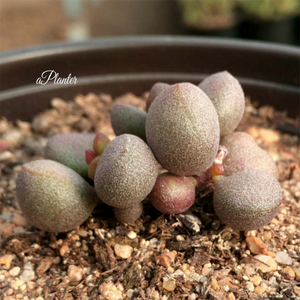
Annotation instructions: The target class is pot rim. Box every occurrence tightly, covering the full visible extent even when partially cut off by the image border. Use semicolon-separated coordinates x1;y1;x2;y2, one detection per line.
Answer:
1;36;299;64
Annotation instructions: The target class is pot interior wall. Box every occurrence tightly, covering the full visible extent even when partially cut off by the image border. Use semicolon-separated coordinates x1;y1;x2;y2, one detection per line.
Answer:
0;37;299;121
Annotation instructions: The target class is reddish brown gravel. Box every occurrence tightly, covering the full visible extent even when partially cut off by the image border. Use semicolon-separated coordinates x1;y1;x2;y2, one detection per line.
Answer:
0;92;299;300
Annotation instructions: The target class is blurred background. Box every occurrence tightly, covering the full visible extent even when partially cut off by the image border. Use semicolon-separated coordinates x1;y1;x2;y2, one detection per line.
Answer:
0;0;299;52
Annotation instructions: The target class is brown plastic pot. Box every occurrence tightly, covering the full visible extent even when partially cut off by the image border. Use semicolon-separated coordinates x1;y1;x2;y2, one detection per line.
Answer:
0;37;299;121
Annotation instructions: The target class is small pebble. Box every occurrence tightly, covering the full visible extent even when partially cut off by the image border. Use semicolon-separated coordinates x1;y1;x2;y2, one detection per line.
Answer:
263;231;272;241
246;281;254;292
27;281;36;290
162;278;176;291
20;269;35;282
228;292;235;300
0;255;13;269
242;275;249;281
9;267;21;277
60;242;70;256
218;277;235;291
293;267;300;279
78;229;88;237
155;251;176;268
224;286;230;292
176;235;185;242
250;275;261;286
294;286;300;297
53;256;61;265
254;285;266;295
244;230;257;237
252;255;277;273
36;286;43;295
282;266;295;278
99;282;123;300
83;267;91;275
246;236;267;255
114;244;133;259
275;251;293;265
149;238;158;247
188;293;197;300
126;231;136;239
11;279;24;289
68;265;83;282
202;264;211;276
126;289;134;298
211;277;220;291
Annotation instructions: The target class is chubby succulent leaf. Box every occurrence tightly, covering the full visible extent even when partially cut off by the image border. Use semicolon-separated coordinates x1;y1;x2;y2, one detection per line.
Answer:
149;172;195;214
93;132;110;156
146;83;220;176
44;133;95;180
94;134;158;208
86;150;97;165
213;169;282;231
110;103;147;142
146;82;170;111
16;160;99;233
221;132;278;178
199;71;245;137
88;156;101;180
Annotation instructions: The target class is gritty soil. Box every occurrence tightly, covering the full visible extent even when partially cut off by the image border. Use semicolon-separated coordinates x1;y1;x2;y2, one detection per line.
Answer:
0;92;299;300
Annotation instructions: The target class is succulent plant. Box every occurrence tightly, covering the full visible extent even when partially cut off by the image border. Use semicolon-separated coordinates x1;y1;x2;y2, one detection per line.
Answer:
110;103;147;141
17;75;283;231
146;82;220;176
240;0;300;21
149;172;196;214
146;82;170;111
221;132;278;178
114;202;143;223
44;133;95;180
16;160;99;232
94;134;158;208
180;0;238;30
199;71;245;136
213;169;282;231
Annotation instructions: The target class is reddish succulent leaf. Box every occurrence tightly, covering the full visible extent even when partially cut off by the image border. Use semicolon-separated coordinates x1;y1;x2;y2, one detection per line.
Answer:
85;150;97;165
93;132;110;156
